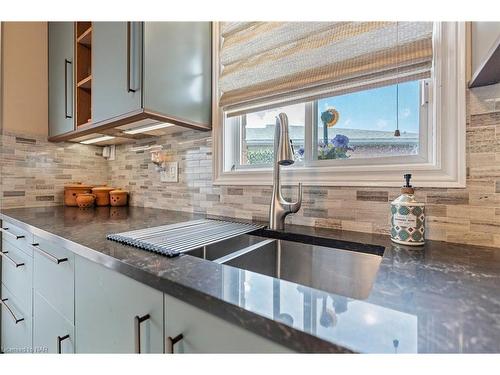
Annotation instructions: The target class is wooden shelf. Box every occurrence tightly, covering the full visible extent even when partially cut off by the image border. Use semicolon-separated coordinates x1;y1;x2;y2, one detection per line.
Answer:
75;22;93;128
76;22;92;38
77;75;92;90
77;26;92;47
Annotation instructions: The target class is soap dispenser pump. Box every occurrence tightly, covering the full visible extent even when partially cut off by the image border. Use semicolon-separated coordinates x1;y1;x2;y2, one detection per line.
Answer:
390;174;425;246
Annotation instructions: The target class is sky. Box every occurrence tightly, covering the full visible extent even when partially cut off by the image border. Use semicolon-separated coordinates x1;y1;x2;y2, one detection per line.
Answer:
318;80;420;134
245;80;421;135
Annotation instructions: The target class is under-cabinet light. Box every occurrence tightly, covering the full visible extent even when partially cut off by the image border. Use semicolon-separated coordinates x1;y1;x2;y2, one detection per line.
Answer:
123;122;175;134
80;135;115;145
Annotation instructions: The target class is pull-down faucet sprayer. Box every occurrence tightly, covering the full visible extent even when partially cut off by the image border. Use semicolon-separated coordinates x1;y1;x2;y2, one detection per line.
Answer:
269;113;303;230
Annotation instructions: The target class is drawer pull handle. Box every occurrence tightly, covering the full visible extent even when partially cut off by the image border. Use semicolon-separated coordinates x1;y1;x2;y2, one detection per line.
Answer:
0;227;25;240
134;314;150;354
32;244;68;264
127;22;142;93
0;298;25;324
64;59;73;119
166;334;183;354
0;251;25;268
57;334;70;354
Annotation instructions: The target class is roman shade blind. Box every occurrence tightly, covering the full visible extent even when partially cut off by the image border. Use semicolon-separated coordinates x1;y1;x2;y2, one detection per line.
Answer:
218;22;434;115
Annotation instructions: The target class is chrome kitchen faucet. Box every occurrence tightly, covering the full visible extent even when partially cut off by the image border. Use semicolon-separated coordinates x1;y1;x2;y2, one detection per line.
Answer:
269;113;303;230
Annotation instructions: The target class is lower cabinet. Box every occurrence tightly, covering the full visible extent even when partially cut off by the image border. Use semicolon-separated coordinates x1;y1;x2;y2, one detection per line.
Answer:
1;221;34;354
33;235;75;324
74;256;164;353
1;219;292;354
164;294;291;353
33;292;75;354
31;235;75;354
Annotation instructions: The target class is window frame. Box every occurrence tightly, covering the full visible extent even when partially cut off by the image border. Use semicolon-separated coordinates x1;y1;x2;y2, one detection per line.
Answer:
212;22;467;188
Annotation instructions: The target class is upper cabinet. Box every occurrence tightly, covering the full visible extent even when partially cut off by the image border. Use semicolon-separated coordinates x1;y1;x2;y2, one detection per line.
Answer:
92;22;142;124
48;22;75;137
48;21;213;142
143;22;212;127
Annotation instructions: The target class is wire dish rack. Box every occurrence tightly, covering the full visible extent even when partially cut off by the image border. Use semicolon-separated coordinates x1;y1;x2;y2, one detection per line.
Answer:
107;219;264;257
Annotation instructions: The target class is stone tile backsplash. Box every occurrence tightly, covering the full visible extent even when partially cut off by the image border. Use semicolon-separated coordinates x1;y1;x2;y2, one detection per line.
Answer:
2;84;500;248
0;132;108;208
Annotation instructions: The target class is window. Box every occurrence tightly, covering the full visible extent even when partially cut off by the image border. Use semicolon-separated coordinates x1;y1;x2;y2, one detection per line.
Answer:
225;103;306;169
314;81;422;160
214;22;466;187
225;80;427;171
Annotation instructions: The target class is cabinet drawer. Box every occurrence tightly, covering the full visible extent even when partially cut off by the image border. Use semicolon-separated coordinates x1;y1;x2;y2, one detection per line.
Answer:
1;284;33;354
1;240;33;314
33;291;75;354
33;236;74;323
164;294;292;353
1;220;34;257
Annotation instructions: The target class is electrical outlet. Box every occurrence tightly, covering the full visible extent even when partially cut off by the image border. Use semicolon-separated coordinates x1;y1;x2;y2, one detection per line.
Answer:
160;161;178;183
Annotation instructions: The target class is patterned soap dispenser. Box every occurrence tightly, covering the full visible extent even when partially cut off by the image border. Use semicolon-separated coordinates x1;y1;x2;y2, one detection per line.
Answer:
390;174;425;246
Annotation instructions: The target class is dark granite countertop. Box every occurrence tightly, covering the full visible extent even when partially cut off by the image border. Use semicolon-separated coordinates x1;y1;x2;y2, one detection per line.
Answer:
1;206;499;353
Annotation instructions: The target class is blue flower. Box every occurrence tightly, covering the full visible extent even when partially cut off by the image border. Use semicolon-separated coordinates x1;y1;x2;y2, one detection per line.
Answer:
332;134;349;148
298;147;305;156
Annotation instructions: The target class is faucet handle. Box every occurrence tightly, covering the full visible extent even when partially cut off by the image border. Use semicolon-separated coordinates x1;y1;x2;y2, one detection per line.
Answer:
288;183;303;214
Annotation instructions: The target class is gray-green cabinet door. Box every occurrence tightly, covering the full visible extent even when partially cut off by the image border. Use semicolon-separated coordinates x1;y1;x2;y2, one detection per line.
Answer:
144;22;212;126
164;294;292;353
75;256;163;353
33;292;75;354
92;22;142;123
48;22;74;137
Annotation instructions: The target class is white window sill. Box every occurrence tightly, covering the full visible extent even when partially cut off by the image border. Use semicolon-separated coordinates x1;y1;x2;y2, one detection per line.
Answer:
214;160;465;188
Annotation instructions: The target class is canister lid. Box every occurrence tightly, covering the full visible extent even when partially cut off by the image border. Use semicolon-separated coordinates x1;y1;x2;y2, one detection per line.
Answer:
64;183;93;189
92;186;115;192
110;190;128;195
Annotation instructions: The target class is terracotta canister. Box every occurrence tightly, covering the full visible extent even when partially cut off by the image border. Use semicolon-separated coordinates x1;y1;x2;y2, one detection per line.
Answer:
75;193;96;208
64;183;93;206
109;190;129;207
92;186;115;206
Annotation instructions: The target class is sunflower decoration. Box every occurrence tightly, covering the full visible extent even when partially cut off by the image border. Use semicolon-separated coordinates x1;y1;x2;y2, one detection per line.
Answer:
320;107;340;128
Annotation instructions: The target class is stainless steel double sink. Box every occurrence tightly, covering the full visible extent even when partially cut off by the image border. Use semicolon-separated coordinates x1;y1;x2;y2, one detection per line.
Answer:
183;232;384;299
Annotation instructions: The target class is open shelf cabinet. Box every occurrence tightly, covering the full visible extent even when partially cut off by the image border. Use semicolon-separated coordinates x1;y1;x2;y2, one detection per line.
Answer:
75;22;92;127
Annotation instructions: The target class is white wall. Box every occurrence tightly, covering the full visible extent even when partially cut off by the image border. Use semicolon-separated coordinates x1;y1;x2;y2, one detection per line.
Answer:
1;22;48;137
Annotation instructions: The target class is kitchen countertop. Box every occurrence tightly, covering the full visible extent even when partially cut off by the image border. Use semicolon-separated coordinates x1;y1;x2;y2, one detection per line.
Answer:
1;206;499;353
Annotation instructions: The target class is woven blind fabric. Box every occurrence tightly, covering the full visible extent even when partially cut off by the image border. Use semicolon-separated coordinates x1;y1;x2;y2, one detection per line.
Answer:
218;22;433;114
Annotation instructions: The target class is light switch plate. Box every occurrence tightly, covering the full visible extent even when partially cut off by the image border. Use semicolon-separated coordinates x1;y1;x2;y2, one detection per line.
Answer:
160;161;178;183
